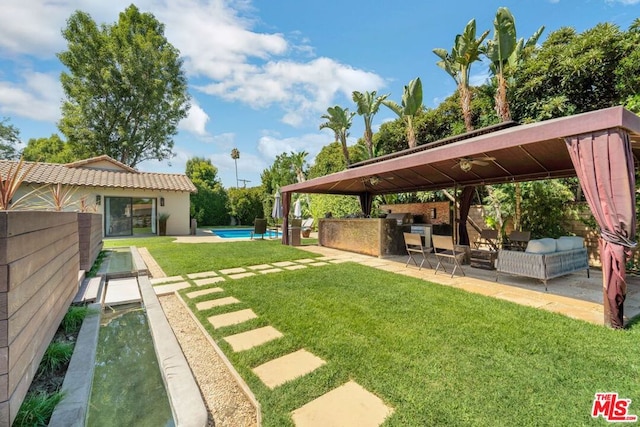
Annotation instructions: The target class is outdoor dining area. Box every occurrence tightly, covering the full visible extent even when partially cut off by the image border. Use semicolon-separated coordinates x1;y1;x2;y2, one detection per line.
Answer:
280;107;640;329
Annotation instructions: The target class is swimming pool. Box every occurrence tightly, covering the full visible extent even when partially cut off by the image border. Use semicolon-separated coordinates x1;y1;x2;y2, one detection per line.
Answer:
211;227;281;239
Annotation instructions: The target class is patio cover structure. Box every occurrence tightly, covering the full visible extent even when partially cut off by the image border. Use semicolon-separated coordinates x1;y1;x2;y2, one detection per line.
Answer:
281;106;640;328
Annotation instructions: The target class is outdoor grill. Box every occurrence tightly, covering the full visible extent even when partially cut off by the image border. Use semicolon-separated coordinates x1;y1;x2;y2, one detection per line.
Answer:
386;212;413;225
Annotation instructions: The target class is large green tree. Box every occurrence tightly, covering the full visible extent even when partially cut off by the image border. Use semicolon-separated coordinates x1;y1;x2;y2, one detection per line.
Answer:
511;22;632;121
227;187;264;225
22;134;82;163
0;118;21;160
185;157;229;226
58;5;190;167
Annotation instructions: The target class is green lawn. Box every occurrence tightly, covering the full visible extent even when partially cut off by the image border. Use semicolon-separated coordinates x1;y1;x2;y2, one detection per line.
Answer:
103;237;320;276
111;238;640;425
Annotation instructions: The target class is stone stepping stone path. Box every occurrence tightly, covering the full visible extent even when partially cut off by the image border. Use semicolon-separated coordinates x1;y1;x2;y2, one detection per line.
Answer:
187;271;218;279
229;272;257;280
258;268;283;275
247;264;273;271
224;326;284;352
252;349;326;389
220;267;247;275
194;277;225;286
174;257;394;426
154;281;191;296
196;296;240;311
186;287;224;299
208;309;257;329
291;380;393;427
150;275;184;285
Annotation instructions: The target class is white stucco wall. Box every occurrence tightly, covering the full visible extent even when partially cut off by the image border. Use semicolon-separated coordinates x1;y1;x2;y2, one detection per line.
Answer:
14;185;192;236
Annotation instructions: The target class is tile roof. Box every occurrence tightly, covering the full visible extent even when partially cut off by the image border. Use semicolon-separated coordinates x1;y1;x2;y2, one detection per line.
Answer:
0;157;197;193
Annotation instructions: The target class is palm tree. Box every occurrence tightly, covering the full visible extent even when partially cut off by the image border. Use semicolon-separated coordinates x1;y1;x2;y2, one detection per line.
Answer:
481;8;544;229
290;150;308;183
481;7;544;122
319;106;355;166
382;77;423;148
230;148;240;187
352;90;389;158
433;19;489;132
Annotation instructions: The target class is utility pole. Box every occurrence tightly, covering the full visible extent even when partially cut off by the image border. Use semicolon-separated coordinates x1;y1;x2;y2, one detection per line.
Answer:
238;179;251;188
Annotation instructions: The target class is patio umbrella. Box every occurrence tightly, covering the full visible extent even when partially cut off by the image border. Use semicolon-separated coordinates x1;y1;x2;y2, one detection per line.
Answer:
272;190;283;221
293;198;302;218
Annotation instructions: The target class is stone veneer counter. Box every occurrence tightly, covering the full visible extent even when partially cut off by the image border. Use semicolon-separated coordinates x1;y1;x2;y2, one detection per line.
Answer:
318;218;407;258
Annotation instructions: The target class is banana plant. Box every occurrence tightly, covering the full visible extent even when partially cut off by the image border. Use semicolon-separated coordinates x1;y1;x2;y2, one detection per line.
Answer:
319;106;355;166
433;19;489;131
482;7;544;121
382;77;423;148
352;90;389;158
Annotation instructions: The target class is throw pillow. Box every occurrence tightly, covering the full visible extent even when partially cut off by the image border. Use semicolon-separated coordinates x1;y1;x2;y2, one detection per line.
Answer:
525;238;557;254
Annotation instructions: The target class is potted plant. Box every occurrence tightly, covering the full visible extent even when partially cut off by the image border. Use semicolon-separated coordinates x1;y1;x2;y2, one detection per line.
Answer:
159;213;170;236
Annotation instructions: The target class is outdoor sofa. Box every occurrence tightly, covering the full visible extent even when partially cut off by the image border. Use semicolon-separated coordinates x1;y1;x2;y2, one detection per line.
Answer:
496;236;589;290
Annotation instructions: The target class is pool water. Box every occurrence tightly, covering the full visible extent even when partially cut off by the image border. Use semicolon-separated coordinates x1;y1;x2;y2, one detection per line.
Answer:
212;227;281;239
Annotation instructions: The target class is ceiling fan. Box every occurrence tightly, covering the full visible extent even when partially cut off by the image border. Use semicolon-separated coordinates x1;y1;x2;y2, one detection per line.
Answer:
453;156;496;172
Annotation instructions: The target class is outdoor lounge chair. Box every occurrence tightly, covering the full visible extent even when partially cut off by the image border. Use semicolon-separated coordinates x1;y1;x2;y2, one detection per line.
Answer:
404;232;433;270
250;218;267;239
503;230;531;251
474;229;499;251
432;234;466;278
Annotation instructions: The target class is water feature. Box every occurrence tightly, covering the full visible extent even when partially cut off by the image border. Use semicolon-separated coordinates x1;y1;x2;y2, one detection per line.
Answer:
87;305;174;426
49;246;207;426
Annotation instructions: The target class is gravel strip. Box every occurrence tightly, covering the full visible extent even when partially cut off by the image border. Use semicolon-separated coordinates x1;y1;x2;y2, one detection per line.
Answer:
159;295;258;427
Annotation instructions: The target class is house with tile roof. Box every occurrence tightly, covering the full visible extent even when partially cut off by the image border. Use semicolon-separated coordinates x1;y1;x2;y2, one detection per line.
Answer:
0;155;197;236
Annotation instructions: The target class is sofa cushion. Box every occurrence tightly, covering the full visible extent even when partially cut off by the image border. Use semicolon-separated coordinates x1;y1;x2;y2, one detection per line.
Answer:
525;238;557;254
557;236;584;250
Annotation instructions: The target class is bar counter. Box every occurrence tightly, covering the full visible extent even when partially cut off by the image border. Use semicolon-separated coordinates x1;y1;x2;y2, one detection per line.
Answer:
318;218;407;257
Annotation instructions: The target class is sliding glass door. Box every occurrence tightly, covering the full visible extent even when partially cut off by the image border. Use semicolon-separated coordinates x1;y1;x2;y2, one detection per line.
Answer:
105;197;157;237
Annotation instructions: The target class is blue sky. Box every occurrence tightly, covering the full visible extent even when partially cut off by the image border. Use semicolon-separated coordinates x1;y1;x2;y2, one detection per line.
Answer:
1;0;638;188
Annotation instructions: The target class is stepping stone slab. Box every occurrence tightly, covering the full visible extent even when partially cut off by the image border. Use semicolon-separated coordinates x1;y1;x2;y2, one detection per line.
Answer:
194;277;225;286
150;275;184;285
248;264;273;270
154;281;191;296
259;268;283;274
104;278;140;305
220;267;247;275
308;262;329;267
291;380;393;427
285;265;307;271
252;349;326;389
187;271;218;279
208;309;257;329
196;296;240;311
229;272;256;280
186;287;224;299
224;326;284;352
295;259;316;264
272;261;296;267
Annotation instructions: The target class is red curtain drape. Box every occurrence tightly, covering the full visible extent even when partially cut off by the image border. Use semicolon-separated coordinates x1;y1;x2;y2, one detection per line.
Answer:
565;129;637;328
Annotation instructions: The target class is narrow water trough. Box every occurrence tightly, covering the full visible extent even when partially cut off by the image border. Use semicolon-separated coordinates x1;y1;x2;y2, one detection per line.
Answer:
49;247;207;426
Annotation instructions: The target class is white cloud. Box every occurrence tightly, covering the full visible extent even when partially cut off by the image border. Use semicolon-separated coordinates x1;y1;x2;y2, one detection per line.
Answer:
607;0;640;4
179;102;210;136
196;57;386;127
0;0;387;147
0;71;62;121
256;132;329;163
